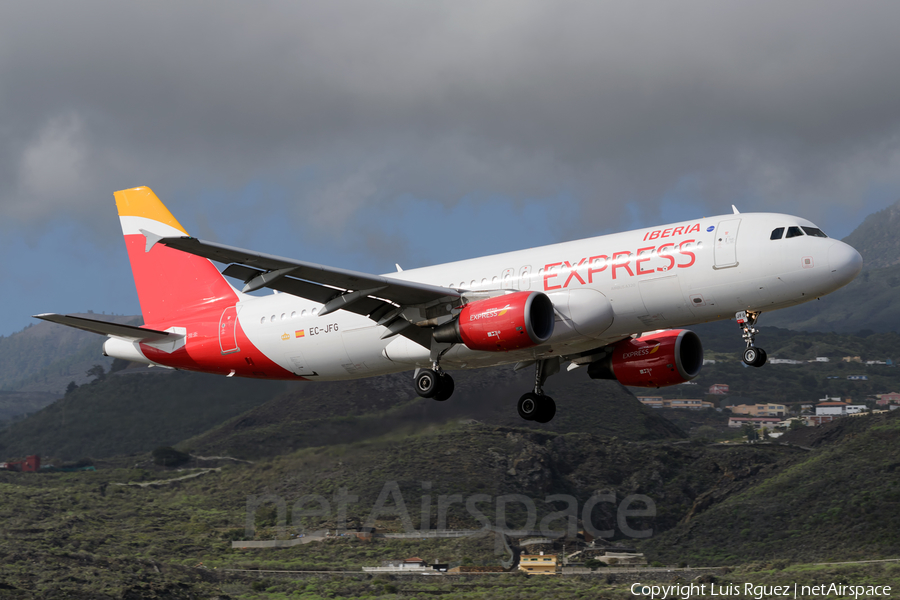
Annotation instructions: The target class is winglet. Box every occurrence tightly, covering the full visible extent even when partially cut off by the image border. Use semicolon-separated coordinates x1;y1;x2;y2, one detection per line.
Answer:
732;205;741;215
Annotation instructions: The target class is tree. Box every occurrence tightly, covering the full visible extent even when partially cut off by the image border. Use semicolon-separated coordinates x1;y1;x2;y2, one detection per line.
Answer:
152;446;191;467
695;425;718;441
109;358;130;373
86;364;106;382
741;423;758;442
65;381;78;395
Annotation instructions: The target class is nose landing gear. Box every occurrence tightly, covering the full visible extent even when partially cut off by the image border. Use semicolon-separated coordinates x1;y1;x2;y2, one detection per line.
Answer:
737;310;767;367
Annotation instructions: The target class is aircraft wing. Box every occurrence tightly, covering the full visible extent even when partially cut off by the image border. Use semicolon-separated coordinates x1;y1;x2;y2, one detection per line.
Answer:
33;313;182;342
152;235;459;346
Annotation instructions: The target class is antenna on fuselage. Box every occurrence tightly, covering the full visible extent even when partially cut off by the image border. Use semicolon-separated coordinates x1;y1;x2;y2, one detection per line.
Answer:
732;205;741;214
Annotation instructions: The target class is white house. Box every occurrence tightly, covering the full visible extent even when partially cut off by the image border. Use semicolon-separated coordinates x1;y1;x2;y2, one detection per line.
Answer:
816;401;848;416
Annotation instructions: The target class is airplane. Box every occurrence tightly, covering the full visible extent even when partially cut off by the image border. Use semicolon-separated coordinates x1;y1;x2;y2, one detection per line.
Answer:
36;187;863;423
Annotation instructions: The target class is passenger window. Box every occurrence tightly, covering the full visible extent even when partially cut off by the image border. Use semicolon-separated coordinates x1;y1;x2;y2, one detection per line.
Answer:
786;226;804;238
802;227;828;238
770;227;784;240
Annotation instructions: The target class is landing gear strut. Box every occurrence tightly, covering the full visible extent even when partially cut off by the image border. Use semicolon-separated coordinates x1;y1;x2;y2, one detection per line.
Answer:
737;310;767;368
517;359;557;423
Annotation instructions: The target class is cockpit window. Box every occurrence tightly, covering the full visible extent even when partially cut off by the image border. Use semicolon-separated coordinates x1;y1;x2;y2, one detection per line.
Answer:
786;226;804;238
770;227;784;240
802;226;828;238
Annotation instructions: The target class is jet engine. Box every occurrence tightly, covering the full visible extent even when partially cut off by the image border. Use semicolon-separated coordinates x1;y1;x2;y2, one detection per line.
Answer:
433;291;555;352
587;329;703;387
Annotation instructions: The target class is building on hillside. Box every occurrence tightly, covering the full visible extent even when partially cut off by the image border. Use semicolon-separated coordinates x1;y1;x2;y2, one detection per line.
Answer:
519;553;558;575
810;357;830;363
843;356;862;363
637;396;664;408
816;401;850;416
727;416;781;429
769;358;803;365
448;566;504;573
637;397;714;410
364;557;431;572
806;415;838;426
708;384;729;395
847;375;869;381
845;405;868;414
730;403;786;417
878;392;900;405
669;399;715;409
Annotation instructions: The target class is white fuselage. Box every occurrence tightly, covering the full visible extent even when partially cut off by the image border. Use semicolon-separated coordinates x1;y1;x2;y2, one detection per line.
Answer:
232;212;861;381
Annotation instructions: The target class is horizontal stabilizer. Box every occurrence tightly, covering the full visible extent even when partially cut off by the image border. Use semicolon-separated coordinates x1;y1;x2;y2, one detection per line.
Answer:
32;314;182;342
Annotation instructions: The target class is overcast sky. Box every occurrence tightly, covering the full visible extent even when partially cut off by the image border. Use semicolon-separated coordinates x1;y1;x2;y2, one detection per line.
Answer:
3;2;900;336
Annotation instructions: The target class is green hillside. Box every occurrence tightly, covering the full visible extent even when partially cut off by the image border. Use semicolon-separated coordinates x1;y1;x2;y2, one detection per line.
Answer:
842;199;900;270
0;360;684;463
643;410;900;565
0;369;288;460
184;367;684;460
0;313;139;393
0;392;898;596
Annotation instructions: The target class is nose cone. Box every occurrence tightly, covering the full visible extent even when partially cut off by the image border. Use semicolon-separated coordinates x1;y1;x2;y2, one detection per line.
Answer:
828;241;863;289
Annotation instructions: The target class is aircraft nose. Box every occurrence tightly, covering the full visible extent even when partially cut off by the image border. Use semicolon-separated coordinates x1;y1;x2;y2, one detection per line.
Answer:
828;241;863;288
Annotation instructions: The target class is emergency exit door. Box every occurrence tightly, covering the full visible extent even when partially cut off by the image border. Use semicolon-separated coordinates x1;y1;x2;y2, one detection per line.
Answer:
714;218;741;269
218;305;240;355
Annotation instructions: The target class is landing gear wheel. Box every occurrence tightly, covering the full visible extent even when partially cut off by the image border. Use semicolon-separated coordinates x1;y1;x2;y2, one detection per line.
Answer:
432;374;455;402
517;392;541;421
742;347;767;368
533;396;556;424
415;369;439;398
753;348;767;367
517;393;556;423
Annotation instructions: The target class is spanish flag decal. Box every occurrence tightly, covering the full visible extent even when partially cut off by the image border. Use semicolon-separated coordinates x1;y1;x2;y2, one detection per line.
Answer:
296;330;305;338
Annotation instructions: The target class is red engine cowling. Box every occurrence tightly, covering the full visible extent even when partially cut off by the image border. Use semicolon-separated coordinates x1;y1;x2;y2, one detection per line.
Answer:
587;329;703;387
433;291;555;352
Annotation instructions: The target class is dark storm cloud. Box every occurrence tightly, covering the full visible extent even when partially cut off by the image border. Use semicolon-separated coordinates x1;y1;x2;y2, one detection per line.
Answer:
3;1;900;242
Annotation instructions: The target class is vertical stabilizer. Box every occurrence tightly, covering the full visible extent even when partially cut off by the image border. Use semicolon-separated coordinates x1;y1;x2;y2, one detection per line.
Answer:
115;187;238;325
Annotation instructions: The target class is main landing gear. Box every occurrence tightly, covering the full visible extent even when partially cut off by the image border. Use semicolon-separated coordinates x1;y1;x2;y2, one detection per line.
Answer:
415;344;455;402
415;368;455;402
737;310;767;368
517;358;557;423
413;356;559;423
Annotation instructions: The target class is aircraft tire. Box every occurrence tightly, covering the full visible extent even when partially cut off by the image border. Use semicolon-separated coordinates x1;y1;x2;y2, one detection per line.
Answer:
432;374;455;401
753;348;768;367
415;369;439;398
517;392;541;420
742;347;759;366
533;396;556;423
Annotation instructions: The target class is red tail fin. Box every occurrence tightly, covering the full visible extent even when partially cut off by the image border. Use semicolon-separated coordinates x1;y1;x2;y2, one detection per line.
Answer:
115;187;238;326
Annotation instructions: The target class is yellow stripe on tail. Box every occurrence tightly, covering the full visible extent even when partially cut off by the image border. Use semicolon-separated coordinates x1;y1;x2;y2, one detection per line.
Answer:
114;186;189;235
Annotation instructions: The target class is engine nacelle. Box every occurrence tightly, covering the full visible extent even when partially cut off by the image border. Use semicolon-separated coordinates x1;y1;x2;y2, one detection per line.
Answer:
587;329;703;387
433;291;555;352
